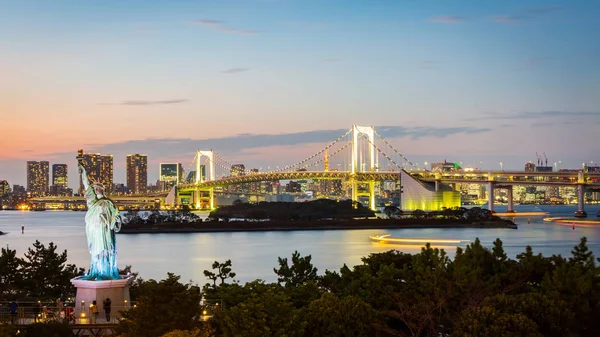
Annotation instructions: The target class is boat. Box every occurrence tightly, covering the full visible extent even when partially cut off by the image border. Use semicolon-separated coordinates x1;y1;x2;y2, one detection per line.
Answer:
369;234;468;245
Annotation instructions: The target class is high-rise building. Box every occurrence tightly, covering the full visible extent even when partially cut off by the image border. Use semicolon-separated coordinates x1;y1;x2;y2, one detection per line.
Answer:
248;168;260;193
52;164;68;188
0;180;10;197
27;161;49;196
126;154;148;194
230;164;246;177
160;163;183;190
79;152;113;194
229;164;246;192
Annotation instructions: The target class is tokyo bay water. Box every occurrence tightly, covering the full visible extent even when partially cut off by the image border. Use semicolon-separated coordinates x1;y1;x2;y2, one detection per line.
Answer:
1;205;600;285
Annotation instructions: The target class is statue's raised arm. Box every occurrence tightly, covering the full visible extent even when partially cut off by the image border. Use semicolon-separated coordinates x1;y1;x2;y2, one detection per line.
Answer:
79;164;91;192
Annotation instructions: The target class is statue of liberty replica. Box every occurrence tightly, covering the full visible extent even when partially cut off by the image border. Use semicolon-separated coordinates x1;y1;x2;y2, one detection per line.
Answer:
72;150;131;321
77;150;122;280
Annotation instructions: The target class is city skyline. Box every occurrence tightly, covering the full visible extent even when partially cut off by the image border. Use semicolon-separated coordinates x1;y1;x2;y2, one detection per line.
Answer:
1;0;599;186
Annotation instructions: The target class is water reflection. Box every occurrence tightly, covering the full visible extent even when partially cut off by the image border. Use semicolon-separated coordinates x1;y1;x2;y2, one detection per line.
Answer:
1;204;599;284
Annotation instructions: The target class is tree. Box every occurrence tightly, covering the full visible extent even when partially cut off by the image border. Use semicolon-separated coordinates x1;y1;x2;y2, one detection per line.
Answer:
211;286;303;337
161;325;214;337
273;251;318;288
20;240;83;299
383;206;403;219
20;322;74;337
453;306;542;337
118;273;202;337
303;293;377;337
570;236;595;269
0;247;23;300
203;260;236;287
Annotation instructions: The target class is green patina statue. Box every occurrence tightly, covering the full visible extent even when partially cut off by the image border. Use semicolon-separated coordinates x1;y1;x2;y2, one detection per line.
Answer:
77;153;122;280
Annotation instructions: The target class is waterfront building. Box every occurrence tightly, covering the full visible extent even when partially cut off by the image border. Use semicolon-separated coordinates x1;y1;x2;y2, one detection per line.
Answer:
27;161;50;196
230;164;245;177
160;163;183;190
52;164;68;188
12;185;26;197
431;161;461;172
248;168;261;193
525;162;536;172
400;171;460;210
79;152;113;194
126;154;148;194
229;164;246;193
0;180;10;197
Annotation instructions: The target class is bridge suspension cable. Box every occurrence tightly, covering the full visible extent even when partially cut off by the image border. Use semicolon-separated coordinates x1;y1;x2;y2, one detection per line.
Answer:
268;128;352;173
295;141;352;171
364;137;404;171
372;129;417;169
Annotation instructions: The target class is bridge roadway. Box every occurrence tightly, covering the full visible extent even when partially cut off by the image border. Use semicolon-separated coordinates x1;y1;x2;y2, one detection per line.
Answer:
176;170;600;191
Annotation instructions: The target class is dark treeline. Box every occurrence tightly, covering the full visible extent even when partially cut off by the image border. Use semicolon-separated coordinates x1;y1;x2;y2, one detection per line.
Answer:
122;199;500;226
209;199;375;221
3;238;600;336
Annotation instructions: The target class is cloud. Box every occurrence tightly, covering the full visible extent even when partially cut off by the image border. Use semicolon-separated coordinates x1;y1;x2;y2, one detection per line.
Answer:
523;6;563;15
77;126;492;160
322;58;340;62
100;99;189;106
221;68;250;74
491;16;521;24
428;16;467;24
190;19;259;35
531;122;555;127
419;60;438;69
508;57;548;72
465;111;600;121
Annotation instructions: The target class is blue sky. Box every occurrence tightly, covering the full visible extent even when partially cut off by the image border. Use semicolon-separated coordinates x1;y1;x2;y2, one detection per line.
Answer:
0;0;599;187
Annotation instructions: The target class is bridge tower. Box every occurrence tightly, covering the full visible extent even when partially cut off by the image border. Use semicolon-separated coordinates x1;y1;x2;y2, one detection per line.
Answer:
351;125;379;210
194;150;216;209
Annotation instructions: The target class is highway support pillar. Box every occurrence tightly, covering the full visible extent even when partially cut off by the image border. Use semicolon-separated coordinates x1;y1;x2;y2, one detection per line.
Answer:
487;181;495;213
209;187;215;210
506;186;515;213
575;184;587;218
369;181;376;211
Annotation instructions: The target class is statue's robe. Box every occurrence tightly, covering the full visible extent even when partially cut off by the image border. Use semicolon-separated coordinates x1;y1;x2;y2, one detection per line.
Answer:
84;186;120;280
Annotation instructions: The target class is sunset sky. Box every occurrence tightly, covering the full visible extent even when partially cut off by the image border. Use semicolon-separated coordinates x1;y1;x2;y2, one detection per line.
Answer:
1;0;599;188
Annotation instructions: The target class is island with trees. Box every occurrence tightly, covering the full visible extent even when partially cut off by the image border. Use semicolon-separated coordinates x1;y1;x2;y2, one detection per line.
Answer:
118;199;516;234
1;237;599;336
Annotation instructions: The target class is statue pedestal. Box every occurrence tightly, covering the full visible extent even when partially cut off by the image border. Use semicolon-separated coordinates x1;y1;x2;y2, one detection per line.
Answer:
71;276;133;321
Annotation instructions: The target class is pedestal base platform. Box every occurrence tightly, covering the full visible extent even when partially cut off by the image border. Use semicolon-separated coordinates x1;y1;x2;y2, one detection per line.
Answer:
71;276;133;320
574;211;588;218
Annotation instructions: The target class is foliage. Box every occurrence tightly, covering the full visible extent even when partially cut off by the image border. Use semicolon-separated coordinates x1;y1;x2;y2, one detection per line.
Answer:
0;241;83;301
383;205;403;219
161;325;214;337
123;209;201;227
211;286;303;337
0;247;22;300
203;260;236;288
118;273;202;337
303;293;376;337
273;251;318;288
19;322;73;337
209;199;375;221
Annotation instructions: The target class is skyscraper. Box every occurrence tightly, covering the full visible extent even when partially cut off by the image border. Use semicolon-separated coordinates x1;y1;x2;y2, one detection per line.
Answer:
160;163;183;190
0;180;10;197
26;161;49;196
52;164;68;188
79;152;113;194
126;154;148;194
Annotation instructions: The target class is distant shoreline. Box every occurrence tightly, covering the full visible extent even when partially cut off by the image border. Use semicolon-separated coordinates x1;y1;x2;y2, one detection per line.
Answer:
118;218;517;234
